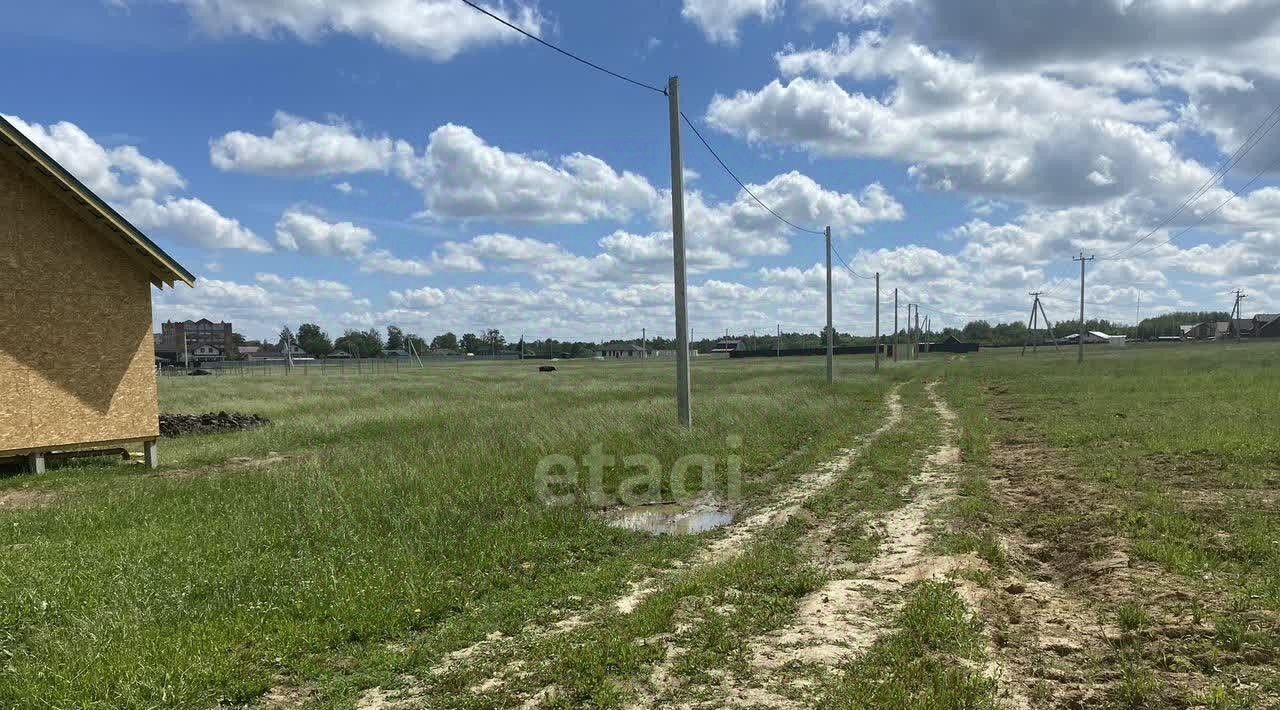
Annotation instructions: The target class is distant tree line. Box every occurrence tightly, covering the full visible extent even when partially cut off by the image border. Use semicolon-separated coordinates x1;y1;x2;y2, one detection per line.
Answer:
231;309;1234;361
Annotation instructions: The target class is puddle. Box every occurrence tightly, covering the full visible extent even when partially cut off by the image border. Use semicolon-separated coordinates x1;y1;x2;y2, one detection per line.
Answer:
604;501;736;536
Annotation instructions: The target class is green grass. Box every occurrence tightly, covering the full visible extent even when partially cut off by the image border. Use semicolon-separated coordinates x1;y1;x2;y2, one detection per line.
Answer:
5;342;1280;708
934;341;1280;707
0;356;893;708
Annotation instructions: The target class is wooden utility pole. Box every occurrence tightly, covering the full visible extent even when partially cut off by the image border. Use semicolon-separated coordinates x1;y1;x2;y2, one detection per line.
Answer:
825;225;834;384
874;272;881;372
642;327;647;358
776;323;781;357
668;76;691;427
1074;253;1095;364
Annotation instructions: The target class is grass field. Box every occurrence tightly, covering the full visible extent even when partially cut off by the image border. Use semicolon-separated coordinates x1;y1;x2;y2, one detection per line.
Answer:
1;344;1277;708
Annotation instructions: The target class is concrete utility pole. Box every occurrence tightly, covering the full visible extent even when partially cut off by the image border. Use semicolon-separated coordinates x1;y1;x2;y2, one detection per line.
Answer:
1074;253;1095;364
825;225;834;384
913;304;920;360
668;76;692;427
874;272;881;372
1231;289;1247;343
893;288;899;362
642;327;647;358
776;323;781;357
1021;292;1062;356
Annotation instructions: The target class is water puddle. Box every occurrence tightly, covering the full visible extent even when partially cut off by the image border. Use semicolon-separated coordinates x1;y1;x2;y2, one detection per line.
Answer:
604;501;736;536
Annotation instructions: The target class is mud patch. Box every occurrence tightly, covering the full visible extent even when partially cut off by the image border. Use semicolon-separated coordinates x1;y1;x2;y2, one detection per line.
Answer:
974;417;1280;708
159;411;269;437
161;451;297;480
0;488;59;511
603;498;736;536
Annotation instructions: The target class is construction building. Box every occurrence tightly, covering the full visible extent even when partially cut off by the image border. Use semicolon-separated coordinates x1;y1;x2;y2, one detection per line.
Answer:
0;115;194;471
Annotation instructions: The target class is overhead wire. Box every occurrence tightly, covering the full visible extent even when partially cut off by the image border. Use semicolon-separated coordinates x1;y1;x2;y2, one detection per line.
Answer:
1114;149;1280;260
829;242;875;280
678;111;827;236
456;0;669;95
1104;99;1280;259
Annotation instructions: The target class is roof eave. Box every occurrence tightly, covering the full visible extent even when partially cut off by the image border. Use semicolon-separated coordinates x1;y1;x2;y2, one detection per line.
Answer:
0;115;196;289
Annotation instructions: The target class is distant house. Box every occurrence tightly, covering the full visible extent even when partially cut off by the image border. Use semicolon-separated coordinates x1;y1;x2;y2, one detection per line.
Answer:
1231;319;1255;338
598;342;648;358
1254;314;1280;338
189;344;225;362
1057;331;1122;345
710;339;745;353
382;349;411;359
1184;321;1230;340
247;343;308;360
237;345;261;358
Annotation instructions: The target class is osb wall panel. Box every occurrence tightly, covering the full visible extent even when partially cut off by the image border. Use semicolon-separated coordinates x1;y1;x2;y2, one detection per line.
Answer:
0;160;160;455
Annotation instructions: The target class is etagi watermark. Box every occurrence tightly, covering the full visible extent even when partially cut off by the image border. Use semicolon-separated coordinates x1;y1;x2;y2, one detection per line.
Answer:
535;435;744;507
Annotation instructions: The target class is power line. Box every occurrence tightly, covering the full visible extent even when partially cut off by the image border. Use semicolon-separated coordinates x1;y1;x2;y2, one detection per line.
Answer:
678;110;827;236
1104;98;1280;259
829;242;875;280
1113;149;1280;260
456;0;668;95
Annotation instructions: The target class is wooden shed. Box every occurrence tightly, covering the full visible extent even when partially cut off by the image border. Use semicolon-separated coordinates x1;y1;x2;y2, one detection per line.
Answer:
0;115;194;472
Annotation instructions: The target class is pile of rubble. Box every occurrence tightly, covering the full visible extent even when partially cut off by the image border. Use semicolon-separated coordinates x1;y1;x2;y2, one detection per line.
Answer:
159;412;270;437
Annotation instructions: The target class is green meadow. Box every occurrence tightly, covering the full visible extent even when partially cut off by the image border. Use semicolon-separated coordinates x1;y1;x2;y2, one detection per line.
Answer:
0;343;1276;708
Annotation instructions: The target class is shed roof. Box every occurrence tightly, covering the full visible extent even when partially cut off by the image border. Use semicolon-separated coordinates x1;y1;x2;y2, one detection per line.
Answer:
0;115;195;289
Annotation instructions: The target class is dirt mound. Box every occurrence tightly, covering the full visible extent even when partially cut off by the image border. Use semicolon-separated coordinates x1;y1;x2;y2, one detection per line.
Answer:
159;412;269;437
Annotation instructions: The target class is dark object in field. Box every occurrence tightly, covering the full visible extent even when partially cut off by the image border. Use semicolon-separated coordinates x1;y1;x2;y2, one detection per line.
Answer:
160;412;270;437
539;365;557;372
188;369;212;376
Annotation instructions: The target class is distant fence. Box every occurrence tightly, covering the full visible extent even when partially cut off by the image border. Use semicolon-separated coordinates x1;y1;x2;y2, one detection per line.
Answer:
729;342;978;359
158;354;523;377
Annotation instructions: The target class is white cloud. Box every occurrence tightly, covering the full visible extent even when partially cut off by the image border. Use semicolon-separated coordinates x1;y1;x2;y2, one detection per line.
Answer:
388;286;447;308
358;249;437;277
710;34;1201;206
275;209;377;257
122;197;271;253
210;112;416;177
420;124;658;222
254;273;356;300
681;0;783;45
5;114;268;253
168;0;545;61
3;115;185;202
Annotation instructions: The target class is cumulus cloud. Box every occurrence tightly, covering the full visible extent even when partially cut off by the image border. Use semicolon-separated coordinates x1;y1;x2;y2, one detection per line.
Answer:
255;273;356;300
681;0;783;44
211;112;417;177
421;124;659;222
123;197;271;253
388;286;447;308
5;114;268;253
710;34;1207;207
167;0;544;61
275;209;376;257
3;115;185;202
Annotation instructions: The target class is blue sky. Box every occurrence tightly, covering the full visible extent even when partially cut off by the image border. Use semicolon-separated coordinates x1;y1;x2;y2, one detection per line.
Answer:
5;0;1280;342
